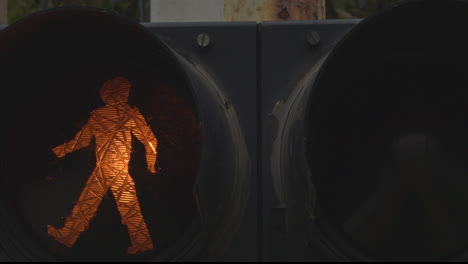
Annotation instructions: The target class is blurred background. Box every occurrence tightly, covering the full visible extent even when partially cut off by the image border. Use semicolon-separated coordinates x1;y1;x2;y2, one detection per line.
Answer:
0;0;402;25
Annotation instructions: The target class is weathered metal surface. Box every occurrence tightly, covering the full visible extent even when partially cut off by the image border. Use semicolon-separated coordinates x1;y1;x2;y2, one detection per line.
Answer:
224;0;325;22
150;0;224;22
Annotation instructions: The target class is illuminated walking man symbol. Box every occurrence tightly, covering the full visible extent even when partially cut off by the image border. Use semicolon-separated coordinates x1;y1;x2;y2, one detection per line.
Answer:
48;77;157;254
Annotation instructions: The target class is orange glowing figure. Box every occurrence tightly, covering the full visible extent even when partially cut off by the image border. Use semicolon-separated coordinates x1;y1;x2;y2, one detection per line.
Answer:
47;77;157;254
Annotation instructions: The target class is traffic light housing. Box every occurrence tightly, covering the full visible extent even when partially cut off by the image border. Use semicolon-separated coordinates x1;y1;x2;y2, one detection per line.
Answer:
261;0;468;261
2;0;468;261
259;19;359;262
0;7;257;262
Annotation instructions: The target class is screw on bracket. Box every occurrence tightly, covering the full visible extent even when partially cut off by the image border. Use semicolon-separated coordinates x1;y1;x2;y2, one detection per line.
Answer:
306;31;321;47
197;33;211;48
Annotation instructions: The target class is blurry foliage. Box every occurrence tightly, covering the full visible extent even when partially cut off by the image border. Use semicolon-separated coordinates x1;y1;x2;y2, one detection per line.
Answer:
8;0;150;24
326;0;402;19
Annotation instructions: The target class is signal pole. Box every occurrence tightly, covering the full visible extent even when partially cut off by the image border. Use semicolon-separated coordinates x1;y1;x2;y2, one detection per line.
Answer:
150;0;325;22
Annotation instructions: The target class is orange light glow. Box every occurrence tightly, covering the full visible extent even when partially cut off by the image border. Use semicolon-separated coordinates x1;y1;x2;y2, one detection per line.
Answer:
47;77;157;254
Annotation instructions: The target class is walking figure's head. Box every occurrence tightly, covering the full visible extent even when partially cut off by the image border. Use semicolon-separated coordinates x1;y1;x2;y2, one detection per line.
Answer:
100;77;132;105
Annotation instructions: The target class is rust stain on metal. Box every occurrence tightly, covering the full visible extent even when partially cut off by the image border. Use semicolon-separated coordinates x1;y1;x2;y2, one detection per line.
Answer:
224;0;325;22
278;7;290;20
275;0;325;20
224;0;266;22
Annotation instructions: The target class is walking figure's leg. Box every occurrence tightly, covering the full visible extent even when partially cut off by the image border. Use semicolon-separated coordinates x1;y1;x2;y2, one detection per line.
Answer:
48;168;108;248
110;173;154;254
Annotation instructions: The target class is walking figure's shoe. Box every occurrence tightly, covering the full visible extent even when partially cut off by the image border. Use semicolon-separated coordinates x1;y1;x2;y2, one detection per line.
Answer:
47;225;73;248
47;225;60;242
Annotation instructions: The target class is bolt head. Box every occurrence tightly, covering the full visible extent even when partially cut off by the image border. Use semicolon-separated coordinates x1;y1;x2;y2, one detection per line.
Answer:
197;33;211;48
306;31;321;47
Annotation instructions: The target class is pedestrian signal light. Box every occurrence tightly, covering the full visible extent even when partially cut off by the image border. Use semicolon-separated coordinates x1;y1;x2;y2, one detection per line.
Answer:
47;76;157;255
261;0;468;262
0;6;254;262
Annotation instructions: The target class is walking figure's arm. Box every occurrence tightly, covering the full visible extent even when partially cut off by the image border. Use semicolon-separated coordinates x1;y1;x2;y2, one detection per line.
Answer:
52;116;93;158
131;109;158;173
